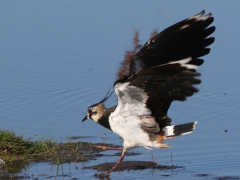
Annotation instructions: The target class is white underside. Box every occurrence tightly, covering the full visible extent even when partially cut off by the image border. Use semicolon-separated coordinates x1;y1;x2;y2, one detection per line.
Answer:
110;82;161;150
109;114;160;150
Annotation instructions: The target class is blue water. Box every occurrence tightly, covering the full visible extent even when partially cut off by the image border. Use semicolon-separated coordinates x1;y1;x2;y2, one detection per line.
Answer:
1;1;240;179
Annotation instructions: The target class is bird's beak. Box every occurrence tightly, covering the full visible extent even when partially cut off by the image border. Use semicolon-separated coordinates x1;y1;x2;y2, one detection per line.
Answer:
82;115;88;122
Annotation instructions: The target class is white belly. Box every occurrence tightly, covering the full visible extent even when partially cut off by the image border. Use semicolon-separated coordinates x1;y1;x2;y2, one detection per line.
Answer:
109;114;152;149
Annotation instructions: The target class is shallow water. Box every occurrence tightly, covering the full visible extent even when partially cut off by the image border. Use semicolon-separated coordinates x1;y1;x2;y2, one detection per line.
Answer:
1;1;240;179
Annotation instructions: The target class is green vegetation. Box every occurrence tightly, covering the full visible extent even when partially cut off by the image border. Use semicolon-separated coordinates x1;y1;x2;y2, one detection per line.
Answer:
0;130;100;173
0;130;56;163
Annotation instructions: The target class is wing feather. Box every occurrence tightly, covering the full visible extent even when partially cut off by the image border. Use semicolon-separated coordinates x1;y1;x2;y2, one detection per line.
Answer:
130;11;215;73
128;11;214;114
113;57;200;133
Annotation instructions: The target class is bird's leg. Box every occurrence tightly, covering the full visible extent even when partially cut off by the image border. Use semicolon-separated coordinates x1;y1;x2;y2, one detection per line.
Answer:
94;145;123;151
105;149;127;176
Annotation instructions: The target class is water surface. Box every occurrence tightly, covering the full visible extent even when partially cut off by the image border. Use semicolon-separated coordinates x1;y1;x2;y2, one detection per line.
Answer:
1;1;240;179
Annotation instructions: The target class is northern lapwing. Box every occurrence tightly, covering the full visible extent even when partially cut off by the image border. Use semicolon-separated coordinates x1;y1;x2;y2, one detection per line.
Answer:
82;10;215;176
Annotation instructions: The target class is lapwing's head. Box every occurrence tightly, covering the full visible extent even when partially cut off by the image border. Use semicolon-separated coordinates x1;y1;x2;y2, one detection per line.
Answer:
82;102;106;123
82;89;114;123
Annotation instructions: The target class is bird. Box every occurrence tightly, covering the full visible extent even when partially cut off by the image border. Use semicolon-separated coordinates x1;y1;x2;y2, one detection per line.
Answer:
82;10;215;176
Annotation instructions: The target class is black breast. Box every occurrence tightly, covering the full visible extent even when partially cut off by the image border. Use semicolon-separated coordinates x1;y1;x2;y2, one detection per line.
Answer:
98;105;117;131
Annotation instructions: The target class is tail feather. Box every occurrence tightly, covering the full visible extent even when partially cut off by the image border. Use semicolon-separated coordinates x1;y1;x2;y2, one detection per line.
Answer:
163;121;197;138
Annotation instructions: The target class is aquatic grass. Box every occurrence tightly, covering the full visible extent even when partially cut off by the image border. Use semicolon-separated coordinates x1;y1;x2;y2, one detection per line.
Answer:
0;130;57;163
0;129;101;173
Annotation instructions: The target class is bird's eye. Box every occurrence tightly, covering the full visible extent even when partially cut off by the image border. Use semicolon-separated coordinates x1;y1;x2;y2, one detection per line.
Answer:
92;111;97;116
88;108;92;114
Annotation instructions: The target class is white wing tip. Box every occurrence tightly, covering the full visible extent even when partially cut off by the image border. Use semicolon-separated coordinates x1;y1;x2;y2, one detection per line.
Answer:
181;11;212;30
188;10;212;21
193;121;198;129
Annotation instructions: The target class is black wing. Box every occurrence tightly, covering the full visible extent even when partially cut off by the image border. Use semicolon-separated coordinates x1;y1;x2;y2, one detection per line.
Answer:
130;10;215;73
129;10;215;114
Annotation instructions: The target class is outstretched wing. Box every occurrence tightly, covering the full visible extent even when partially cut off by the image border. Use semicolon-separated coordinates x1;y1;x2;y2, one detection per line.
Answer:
130;10;215;73
112;57;200;133
129;10;215;114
